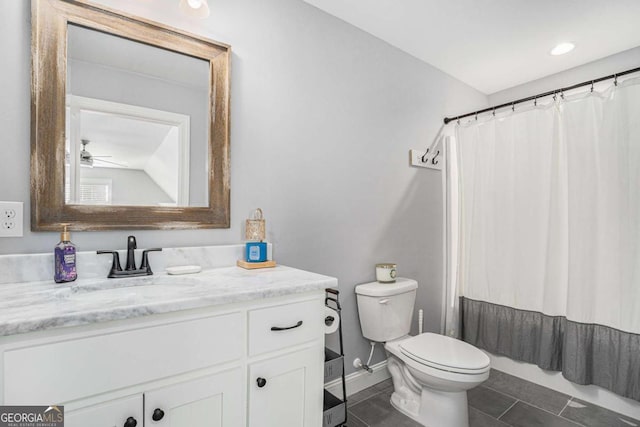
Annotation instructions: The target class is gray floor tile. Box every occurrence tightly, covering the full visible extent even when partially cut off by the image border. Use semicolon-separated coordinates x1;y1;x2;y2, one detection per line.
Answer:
344;372;636;427
468;385;517;418
346;411;369;427
372;378;394;393
485;369;571;414
560;398;640;427
348;386;384;408
349;390;422;427
501;401;582;427
470;407;511;427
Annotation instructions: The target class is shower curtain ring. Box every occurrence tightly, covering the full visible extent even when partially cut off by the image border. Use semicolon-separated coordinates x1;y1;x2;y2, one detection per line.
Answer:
561;89;565;100
534;96;537;107
492;107;496;117
475;112;478;121
457;117;460;125
553;92;557;101
591;81;594;92
614;74;618;86
511;102;515;112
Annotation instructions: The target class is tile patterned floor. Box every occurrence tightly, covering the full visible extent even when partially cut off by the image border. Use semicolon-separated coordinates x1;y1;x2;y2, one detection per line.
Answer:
345;369;640;427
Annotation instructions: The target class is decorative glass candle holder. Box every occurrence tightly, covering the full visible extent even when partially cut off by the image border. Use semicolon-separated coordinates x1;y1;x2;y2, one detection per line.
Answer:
245;208;266;242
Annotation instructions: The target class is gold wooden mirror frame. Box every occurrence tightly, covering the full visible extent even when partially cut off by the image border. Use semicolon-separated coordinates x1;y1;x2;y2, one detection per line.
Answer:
31;0;230;231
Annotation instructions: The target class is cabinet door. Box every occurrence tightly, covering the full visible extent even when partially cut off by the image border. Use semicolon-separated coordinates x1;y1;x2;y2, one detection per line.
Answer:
65;394;143;427
249;347;323;427
144;368;243;427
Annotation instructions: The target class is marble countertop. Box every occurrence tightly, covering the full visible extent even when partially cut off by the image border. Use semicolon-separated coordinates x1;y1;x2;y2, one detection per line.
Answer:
0;265;337;337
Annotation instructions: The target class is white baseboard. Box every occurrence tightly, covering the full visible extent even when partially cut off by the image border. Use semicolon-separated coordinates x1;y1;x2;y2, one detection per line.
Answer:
325;360;390;398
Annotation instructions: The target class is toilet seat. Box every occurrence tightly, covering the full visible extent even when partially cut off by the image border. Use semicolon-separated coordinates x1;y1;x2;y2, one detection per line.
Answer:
386;337;489;391
399;333;490;375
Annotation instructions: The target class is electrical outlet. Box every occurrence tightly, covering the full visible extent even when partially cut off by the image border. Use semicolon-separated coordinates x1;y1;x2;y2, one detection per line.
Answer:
0;202;23;237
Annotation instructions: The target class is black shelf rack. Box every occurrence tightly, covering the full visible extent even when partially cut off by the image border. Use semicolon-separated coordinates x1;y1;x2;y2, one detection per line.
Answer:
323;288;348;427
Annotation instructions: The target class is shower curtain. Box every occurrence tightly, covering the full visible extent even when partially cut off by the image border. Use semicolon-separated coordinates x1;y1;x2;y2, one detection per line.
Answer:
447;77;640;401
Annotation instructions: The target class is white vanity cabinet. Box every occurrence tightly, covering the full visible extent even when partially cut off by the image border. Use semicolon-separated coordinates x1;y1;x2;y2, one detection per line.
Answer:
64;395;143;427
63;369;243;427
249;347;323;427
144;369;243;427
0;291;326;427
247;299;325;427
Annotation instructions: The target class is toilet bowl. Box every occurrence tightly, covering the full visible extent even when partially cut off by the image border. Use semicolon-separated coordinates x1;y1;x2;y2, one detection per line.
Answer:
385;333;489;426
355;279;490;427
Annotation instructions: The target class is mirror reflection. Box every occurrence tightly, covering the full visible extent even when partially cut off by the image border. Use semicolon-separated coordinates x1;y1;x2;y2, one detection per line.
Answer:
65;24;210;207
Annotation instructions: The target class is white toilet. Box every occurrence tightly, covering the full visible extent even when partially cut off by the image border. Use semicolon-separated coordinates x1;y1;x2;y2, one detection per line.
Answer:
355;278;490;427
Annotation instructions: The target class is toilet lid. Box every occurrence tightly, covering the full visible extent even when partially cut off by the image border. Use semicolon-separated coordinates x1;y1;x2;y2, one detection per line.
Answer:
355;278;418;297
400;333;490;374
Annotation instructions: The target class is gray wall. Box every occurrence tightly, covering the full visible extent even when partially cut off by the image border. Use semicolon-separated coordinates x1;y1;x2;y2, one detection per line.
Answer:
0;0;486;373
489;47;640;105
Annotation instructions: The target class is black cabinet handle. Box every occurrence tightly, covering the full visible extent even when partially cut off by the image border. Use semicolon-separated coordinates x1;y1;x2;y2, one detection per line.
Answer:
152;408;165;421
257;377;267;388
124;417;137;427
270;320;303;331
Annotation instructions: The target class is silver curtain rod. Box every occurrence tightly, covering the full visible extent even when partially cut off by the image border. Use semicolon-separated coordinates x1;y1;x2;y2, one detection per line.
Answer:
443;66;640;125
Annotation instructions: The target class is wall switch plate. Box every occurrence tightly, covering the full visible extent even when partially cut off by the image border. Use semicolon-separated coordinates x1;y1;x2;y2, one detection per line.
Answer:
409;149;442;171
0;201;24;237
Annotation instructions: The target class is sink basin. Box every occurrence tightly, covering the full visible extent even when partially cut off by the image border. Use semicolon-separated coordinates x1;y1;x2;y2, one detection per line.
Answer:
64;284;186;303
76;276;173;291
53;275;198;301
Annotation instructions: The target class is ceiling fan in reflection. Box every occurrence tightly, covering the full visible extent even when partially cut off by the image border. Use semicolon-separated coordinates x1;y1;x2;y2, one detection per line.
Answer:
80;139;128;168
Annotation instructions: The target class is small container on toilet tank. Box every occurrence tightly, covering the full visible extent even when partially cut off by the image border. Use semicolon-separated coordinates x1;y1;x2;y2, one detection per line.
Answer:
376;263;396;283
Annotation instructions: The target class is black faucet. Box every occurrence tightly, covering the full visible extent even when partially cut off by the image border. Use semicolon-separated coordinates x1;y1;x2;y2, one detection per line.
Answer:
126;236;137;271
98;236;162;279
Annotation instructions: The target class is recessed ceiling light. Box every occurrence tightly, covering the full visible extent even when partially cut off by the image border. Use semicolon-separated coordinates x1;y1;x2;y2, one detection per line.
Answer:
550;42;575;56
179;0;210;18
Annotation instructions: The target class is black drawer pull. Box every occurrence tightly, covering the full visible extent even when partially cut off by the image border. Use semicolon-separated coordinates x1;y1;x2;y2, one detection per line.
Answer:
124;417;137;427
257;377;267;388
270;320;303;331
152;408;165;421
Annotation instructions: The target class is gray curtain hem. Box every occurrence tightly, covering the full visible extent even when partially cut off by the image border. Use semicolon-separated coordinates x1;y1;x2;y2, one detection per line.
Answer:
461;297;640;402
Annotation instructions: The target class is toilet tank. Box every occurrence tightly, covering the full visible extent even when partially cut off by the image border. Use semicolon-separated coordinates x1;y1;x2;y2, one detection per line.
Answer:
355;278;418;342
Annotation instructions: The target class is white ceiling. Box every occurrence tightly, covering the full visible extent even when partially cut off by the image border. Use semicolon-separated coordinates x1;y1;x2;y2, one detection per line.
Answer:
303;0;640;94
80;110;174;170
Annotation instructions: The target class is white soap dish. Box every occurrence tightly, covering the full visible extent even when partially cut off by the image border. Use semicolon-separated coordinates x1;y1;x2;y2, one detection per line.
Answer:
166;265;202;275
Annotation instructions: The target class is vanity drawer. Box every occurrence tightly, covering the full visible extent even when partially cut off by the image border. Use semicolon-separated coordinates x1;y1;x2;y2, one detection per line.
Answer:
4;312;243;404
65;394;143;427
248;298;324;356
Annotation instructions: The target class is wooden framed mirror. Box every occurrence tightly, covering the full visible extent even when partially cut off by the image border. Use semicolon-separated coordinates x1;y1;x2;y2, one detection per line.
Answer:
31;0;230;230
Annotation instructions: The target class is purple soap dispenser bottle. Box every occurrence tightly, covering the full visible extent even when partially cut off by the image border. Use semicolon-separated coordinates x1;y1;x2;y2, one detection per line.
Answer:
54;224;77;283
